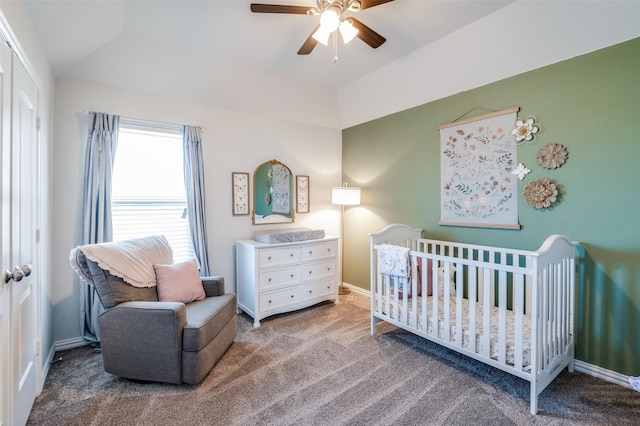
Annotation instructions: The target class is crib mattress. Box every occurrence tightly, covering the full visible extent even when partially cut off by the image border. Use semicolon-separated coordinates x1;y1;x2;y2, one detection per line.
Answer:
379;294;532;368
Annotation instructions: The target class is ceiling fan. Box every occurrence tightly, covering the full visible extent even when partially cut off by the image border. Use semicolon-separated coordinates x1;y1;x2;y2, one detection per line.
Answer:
250;0;395;55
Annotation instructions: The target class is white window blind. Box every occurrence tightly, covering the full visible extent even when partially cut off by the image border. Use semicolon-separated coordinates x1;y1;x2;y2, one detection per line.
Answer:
112;119;194;263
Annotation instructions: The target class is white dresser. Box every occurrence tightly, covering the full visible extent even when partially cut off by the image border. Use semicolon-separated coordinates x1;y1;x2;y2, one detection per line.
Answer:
235;236;339;327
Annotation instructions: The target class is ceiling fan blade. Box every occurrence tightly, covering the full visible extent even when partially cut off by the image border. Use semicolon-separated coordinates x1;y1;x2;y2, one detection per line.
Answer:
250;3;311;14
357;0;396;11
298;25;321;55
348;18;386;49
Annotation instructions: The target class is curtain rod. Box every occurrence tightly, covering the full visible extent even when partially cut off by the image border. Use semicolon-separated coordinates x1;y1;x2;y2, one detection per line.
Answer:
81;110;205;132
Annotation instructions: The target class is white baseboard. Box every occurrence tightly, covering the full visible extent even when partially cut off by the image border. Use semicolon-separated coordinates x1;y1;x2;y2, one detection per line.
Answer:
341;281;369;297
39;344;56;391
343;282;634;391
574;360;633;390
54;336;88;352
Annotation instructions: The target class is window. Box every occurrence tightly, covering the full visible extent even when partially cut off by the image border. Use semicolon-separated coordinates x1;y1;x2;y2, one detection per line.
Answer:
112;119;194;262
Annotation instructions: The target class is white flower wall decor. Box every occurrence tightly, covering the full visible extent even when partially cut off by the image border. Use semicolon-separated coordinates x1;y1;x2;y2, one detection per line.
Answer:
511;163;531;180
511;116;541;144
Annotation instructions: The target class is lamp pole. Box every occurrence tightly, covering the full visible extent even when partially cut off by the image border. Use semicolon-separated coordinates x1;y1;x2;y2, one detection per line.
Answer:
331;183;361;296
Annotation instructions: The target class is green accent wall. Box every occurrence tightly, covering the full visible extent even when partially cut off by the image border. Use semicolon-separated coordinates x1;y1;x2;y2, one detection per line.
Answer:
342;37;640;376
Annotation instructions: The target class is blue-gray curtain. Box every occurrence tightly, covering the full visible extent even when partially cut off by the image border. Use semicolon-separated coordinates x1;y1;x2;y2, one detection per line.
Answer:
183;125;211;276
79;112;120;345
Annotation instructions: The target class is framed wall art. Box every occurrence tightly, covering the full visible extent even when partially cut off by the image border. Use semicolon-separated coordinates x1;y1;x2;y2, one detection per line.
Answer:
438;107;521;229
232;172;250;215
296;175;310;213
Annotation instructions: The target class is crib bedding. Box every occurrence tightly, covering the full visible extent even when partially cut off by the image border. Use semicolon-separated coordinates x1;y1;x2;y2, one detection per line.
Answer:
381;293;532;368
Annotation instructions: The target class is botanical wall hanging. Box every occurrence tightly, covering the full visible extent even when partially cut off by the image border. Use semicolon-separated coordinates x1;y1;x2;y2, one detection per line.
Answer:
438;107;521;229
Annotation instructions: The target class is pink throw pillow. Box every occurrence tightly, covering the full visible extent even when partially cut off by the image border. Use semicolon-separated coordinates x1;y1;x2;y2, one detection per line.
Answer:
154;259;205;304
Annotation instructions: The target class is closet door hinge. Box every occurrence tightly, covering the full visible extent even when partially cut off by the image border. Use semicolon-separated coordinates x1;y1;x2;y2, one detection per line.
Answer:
36;116;41;131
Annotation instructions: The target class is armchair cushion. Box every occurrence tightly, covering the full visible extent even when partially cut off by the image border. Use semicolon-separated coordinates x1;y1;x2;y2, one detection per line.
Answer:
154;258;205;304
87;259;158;309
182;293;236;352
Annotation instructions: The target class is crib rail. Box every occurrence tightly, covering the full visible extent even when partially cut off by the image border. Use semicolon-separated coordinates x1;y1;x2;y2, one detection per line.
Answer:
370;225;577;415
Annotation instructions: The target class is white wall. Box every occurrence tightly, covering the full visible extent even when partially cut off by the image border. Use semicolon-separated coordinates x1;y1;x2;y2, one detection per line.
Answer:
52;78;342;344
338;0;640;128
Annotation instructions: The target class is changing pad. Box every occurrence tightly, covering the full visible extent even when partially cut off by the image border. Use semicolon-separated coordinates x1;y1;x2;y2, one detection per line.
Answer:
253;227;325;244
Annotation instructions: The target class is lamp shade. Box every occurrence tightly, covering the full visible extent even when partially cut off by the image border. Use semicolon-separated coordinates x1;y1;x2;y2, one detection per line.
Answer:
312;26;332;46
332;186;361;206
339;19;359;44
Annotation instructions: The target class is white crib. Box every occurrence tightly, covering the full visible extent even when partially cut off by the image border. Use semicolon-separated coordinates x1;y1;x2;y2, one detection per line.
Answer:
370;224;578;415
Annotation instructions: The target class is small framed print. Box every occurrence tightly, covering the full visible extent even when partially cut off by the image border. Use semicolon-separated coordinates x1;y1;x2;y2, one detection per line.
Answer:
296;175;310;213
232;172;250;215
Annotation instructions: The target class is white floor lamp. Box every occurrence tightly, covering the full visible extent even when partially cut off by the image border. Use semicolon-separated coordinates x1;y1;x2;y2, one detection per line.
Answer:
332;183;361;295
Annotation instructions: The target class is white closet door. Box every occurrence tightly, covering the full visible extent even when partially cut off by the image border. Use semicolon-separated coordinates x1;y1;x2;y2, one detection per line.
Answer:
3;49;39;426
12;54;39;426
0;38;12;426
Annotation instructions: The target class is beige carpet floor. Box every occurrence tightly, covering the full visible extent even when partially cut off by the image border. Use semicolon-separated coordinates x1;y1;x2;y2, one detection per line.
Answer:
28;293;639;425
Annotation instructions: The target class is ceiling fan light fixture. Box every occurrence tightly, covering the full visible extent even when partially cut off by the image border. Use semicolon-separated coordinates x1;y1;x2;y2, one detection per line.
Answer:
312;26;332;46
339;19;359;44
319;6;341;32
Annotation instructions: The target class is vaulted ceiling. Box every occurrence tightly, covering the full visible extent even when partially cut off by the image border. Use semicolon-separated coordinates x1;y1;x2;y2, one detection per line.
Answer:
23;0;513;91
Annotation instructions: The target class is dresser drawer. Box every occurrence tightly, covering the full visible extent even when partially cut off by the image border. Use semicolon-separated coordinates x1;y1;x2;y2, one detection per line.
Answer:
300;241;336;262
301;279;335;301
260;287;300;312
259;246;300;268
301;259;335;282
236;237;338;327
259;265;300;290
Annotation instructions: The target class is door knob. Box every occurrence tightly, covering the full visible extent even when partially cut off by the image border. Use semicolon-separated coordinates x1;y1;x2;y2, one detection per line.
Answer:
22;264;32;277
4;266;24;284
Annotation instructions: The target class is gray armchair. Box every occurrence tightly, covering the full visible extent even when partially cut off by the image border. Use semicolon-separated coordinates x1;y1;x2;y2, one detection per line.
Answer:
71;236;236;384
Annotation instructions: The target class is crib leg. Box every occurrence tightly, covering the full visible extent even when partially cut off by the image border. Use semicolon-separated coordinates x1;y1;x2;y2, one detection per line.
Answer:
371;316;380;335
530;385;538;415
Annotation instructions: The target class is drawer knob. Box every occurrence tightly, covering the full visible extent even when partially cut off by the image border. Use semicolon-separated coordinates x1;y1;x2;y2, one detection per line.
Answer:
268;300;272;304
268;256;272;261
268;278;272;282
290;274;294;278
327;267;331;271
308;270;312;274
290;253;294;257
290;294;294;298
309;290;313;294
309;250;313;255
327;285;331;289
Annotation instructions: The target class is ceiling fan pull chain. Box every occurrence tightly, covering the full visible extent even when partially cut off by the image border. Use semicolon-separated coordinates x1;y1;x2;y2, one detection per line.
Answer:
332;31;339;63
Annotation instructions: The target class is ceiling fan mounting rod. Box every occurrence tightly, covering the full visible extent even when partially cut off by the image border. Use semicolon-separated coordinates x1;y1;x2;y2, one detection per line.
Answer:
317;0;360;13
